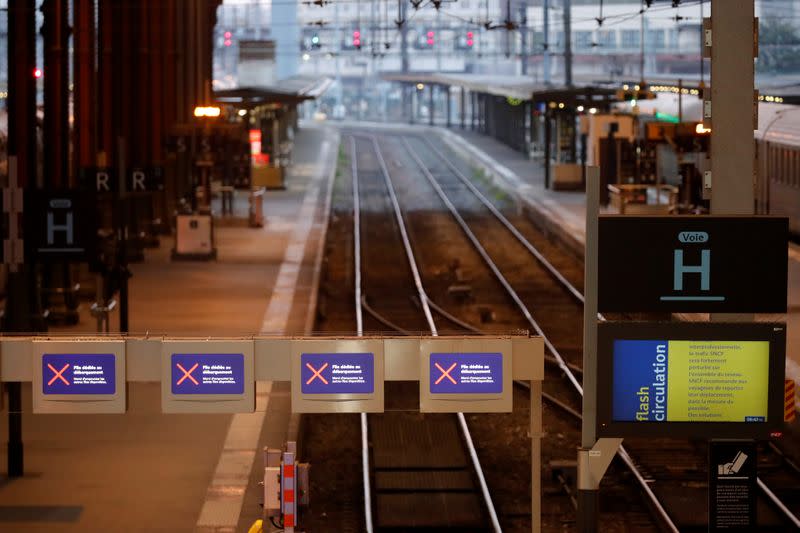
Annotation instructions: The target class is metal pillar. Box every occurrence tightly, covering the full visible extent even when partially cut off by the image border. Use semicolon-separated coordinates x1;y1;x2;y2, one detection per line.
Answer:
544;112;552;189
460;87;466;129
446;86;451;128
563;0;572;86
5;0;41;478
42;0;70;188
519;2;528;75
577;166;601;533
429;84;435;126
709;1;755;214
543;0;551;84
74;0;95;177
471;92;477;130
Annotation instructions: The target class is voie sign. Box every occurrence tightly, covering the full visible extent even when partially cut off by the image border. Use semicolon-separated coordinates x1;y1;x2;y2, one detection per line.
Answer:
598;216;788;313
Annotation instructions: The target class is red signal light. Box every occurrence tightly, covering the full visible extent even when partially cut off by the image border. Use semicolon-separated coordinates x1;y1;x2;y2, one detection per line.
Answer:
224;31;232;39
224;39;232;47
33;68;42;79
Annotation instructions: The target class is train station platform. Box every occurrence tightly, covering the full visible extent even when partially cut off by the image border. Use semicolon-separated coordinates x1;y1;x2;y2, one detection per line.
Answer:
0;123;339;532
436;125;800;411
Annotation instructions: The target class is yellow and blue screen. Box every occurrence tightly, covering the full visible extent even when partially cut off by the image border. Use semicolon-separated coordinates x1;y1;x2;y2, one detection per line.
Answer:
612;340;769;422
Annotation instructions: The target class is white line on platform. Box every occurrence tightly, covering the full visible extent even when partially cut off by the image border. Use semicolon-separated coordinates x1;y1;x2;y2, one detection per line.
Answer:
195;132;335;531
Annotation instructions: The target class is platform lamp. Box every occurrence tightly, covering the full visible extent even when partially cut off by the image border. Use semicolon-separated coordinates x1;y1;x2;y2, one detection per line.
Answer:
192;104;221;213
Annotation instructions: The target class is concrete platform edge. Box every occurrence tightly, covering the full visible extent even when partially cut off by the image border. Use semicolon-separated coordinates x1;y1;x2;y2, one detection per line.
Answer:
437;127;587;260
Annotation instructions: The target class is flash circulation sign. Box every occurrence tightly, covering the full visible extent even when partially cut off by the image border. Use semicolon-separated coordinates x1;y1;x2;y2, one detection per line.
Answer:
597;322;786;439
612;340;768;423
597;216;788;313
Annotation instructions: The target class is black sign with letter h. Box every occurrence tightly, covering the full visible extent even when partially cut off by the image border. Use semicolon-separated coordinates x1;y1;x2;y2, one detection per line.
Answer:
24;190;97;262
598;216;788;313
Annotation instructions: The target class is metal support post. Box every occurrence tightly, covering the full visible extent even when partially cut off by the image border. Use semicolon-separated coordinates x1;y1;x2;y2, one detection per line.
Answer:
563;0;572;86
543;0;550;84
531;378;542;532
460;87;466;129
544;112;552;189
446;86;451;128
471;92;477;130
429;84;435;126
709;1;755;215
117;138;130;333
577;166;614;533
6;0;42;478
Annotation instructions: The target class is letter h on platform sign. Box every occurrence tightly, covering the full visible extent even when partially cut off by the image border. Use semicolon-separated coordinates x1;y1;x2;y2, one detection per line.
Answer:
47;209;74;246
660;232;724;303
673;249;710;291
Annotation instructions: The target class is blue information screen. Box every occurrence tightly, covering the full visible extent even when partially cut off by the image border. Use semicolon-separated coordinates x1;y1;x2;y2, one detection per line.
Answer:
42;354;116;395
611;339;770;423
171;353;245;395
429;352;503;394
301;353;374;394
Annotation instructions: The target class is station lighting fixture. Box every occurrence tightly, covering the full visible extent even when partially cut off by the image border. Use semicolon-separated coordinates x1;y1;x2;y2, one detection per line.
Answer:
577;105;585;112
696;123;711;134
194;106;221;118
589;107;598;114
302;53;311;61
416;83;425;90
238;109;247;117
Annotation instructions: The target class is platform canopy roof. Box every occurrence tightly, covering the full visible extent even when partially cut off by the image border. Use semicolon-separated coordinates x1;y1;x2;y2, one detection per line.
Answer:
382;72;618;107
214;75;334;107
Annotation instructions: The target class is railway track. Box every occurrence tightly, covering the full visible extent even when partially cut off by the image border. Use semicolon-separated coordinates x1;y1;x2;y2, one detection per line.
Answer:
351;135;500;532
308;128;800;531
396;132;800;531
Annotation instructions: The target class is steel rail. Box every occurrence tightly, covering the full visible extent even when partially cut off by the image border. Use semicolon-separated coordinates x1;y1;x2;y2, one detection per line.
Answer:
414;136;800;529
350;136;374;533
401;136;680;533
368;135;503;533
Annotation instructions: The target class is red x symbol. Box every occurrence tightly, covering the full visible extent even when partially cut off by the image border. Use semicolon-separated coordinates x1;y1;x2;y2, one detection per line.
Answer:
176;363;199;385
47;363;70;386
305;362;329;385
434;362;457;385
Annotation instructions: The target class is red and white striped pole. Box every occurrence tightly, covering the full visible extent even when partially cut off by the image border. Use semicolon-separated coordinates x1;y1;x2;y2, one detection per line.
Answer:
281;443;297;531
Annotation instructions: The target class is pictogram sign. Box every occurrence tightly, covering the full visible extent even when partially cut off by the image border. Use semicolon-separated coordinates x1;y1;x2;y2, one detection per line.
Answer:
300;353;374;394
161;340;255;413
171;353;245;395
429;353;503;394
41;354;116;395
